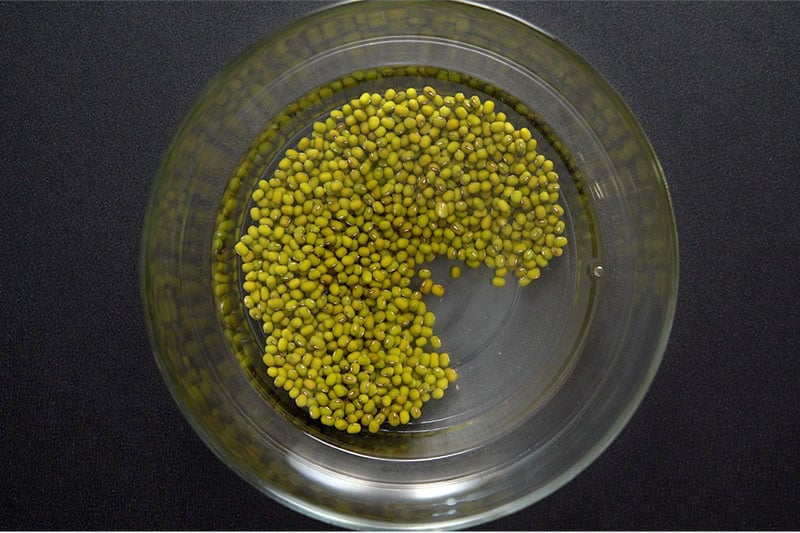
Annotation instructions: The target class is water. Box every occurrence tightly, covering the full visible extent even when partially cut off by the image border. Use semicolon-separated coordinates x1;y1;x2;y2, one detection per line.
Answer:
215;66;602;456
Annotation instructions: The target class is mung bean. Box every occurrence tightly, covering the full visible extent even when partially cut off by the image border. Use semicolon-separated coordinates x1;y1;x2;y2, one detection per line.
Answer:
235;86;566;434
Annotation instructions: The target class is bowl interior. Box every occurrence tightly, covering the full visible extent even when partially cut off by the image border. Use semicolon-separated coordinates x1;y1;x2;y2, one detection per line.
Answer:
142;1;678;529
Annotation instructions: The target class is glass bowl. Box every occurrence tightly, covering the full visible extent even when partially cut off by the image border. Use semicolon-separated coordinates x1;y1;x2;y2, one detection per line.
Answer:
141;1;679;529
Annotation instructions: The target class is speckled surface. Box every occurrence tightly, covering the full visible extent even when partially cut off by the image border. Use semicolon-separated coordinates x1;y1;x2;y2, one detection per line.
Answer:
2;1;798;529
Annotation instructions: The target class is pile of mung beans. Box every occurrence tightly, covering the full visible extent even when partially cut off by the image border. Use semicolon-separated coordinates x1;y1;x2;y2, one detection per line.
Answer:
235;86;566;434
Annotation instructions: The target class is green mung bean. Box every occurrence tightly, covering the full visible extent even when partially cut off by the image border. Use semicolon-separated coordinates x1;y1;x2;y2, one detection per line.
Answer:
235;86;566;434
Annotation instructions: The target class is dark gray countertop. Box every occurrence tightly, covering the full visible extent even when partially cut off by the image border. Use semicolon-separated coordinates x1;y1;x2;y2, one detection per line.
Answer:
2;1;798;529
